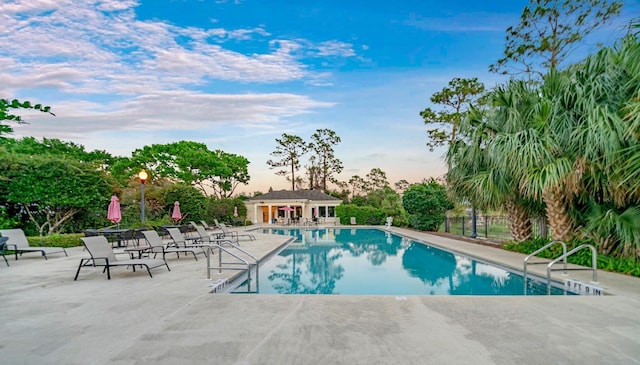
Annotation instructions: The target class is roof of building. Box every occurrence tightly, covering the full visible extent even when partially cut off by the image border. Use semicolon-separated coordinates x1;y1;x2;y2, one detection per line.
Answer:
247;189;341;202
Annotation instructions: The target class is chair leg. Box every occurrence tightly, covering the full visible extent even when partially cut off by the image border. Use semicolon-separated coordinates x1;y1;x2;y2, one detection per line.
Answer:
144;265;153;278
74;258;87;280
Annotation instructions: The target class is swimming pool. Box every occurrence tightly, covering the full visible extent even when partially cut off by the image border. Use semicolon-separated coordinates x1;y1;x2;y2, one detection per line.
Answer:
236;228;568;295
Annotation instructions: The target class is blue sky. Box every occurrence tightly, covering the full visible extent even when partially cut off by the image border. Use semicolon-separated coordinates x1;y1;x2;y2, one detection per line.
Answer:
2;0;637;194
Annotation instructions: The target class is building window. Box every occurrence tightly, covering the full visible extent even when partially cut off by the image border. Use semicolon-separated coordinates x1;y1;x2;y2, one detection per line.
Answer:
319;206;326;217
328;206;335;217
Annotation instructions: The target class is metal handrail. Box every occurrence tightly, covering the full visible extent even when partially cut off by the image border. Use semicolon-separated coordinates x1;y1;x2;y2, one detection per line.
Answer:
546;244;597;295
523;240;567;293
203;242;259;293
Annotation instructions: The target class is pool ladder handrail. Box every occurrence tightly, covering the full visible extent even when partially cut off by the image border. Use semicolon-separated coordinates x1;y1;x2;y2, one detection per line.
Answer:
204;240;259;290
546;244;597;295
523;240;567;293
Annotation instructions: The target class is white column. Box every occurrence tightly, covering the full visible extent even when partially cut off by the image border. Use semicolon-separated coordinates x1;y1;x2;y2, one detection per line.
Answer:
253;203;258;224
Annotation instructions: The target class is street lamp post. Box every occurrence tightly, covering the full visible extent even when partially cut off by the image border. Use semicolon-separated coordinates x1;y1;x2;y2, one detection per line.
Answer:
138;169;148;222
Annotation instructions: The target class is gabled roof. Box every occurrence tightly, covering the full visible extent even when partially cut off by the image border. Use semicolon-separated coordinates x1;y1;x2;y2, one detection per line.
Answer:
247;189;341;202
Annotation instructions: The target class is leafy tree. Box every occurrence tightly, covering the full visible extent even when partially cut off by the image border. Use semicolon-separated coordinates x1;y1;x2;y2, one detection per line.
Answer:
403;180;454;231
420;77;485;152
305;155;321;190
2;137;113;169
394;179;410;192
365;168;390;192
129;141;250;198
267;133;308;191
0;153;111;235
348;175;366;200
161;184;207;223
308;129;343;191
0;98;55;136
489;0;623;78
212;150;250;198
207;197;247;224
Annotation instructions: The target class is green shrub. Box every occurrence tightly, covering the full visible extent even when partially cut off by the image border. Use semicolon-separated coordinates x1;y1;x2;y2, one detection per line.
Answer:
503;238;640;277
335;204;386;225
26;233;84;248
402;180;453;231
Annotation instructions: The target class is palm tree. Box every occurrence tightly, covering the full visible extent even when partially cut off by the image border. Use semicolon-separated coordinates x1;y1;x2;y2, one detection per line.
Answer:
508;35;640;252
444;34;640;253
573;36;640;256
446;87;540;242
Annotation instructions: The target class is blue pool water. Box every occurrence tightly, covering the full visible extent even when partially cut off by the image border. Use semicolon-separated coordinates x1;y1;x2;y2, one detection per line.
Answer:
240;228;568;295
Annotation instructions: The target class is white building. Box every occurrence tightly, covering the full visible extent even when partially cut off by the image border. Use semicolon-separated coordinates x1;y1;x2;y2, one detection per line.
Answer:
245;190;342;225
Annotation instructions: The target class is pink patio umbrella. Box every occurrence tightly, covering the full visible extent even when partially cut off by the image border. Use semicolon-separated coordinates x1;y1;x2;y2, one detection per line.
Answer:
278;206;295;212
107;195;121;229
171;201;182;222
233;205;238;218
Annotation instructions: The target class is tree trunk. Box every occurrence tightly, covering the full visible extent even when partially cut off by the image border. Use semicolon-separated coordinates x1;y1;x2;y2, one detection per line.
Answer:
543;186;574;242
505;199;532;242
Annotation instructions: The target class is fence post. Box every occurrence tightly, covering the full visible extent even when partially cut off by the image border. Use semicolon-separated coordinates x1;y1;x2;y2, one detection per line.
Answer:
461;217;465;236
470;208;478;238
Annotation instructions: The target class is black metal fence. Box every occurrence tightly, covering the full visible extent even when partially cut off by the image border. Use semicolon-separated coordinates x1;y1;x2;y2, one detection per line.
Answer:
440;215;547;243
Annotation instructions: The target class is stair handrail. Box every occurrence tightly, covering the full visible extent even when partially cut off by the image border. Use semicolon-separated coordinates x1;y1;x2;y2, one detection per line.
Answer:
546;244;597;295
523;240;567;293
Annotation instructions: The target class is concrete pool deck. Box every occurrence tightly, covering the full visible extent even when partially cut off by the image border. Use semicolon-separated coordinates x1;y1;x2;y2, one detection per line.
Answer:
1;225;639;364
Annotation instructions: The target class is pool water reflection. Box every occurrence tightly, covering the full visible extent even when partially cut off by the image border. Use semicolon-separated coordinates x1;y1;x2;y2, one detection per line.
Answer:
242;228;566;295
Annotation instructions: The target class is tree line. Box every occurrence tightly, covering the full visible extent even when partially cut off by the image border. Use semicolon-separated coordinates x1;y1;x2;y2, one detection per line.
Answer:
0;135;250;236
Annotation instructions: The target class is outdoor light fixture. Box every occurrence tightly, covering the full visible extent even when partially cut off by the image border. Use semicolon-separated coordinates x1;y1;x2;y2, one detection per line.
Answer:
138;169;148;222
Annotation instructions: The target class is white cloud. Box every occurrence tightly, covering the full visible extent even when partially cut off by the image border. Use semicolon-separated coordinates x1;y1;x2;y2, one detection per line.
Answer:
0;0;355;96
12;90;334;139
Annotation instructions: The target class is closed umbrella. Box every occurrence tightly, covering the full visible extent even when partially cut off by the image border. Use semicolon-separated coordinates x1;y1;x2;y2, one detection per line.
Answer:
233;205;238;218
171;201;182;222
107;195;121;229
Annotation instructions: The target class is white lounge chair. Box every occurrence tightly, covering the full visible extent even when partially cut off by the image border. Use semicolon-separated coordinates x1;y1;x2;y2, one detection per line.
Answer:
75;236;170;280
0;228;67;260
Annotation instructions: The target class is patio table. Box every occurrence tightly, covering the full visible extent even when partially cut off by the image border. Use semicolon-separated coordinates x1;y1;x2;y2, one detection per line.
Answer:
99;228;133;248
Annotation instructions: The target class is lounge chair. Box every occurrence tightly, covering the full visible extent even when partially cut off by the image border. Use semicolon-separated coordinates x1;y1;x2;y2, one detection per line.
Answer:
216;223;256;242
0;236;9;266
200;220;219;232
141;230;204;261
190;223;238;247
0;228;68;260
75;236;170;280
166;227;199;249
